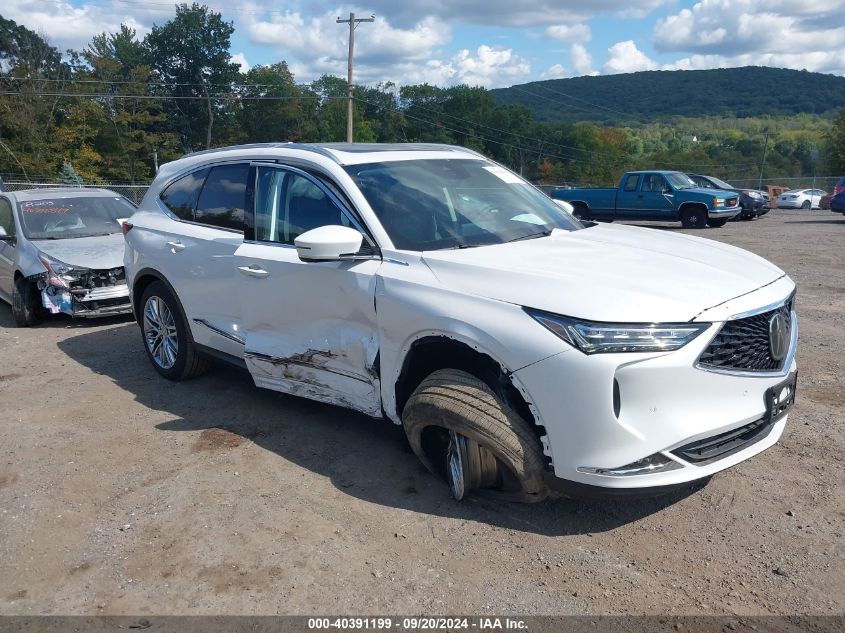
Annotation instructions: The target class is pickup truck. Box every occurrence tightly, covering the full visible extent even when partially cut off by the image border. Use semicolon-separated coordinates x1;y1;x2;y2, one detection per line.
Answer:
552;170;742;229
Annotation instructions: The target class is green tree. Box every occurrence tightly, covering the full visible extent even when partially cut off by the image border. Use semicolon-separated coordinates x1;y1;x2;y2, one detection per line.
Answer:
143;3;240;151
824;109;845;174
79;26;175;181
238;62;312;142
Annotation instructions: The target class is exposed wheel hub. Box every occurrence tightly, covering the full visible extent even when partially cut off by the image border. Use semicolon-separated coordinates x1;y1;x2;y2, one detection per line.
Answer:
446;431;502;500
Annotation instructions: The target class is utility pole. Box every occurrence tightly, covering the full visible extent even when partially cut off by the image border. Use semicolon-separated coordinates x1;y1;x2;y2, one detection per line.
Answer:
337;12;374;143
758;132;772;192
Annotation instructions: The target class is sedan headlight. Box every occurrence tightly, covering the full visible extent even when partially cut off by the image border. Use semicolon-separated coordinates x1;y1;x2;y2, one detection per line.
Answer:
525;308;711;354
38;253;86;286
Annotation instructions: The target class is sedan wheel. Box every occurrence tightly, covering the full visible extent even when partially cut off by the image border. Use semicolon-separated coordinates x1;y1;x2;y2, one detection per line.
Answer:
143;295;179;370
801;200;811;209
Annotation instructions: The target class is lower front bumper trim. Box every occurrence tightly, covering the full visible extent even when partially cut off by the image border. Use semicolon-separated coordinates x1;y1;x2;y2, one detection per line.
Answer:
543;472;711;500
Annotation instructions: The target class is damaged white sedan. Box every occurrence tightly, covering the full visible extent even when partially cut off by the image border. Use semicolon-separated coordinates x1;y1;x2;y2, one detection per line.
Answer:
0;188;135;326
124;143;797;502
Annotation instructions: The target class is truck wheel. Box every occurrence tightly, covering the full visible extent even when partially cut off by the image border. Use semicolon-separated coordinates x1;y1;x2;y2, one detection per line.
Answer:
571;203;590;222
402;369;547;503
681;207;708;229
12;276;39;327
140;281;210;381
707;218;728;228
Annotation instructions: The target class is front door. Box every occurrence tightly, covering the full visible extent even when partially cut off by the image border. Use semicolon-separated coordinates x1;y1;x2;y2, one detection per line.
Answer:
234;164;382;417
620;173;675;220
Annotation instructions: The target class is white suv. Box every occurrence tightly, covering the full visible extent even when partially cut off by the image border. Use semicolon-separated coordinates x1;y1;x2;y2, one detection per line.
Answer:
124;143;797;502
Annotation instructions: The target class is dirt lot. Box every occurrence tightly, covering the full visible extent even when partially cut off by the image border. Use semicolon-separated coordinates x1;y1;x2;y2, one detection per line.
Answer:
0;208;843;616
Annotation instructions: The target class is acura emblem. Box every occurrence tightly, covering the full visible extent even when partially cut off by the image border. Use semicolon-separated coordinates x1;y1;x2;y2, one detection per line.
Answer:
769;312;789;361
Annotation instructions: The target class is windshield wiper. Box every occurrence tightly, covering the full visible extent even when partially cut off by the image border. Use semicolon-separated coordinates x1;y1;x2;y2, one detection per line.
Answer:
507;229;552;243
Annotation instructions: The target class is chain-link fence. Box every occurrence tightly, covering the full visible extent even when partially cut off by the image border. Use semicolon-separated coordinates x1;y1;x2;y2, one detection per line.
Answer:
726;176;841;193
0;181;150;205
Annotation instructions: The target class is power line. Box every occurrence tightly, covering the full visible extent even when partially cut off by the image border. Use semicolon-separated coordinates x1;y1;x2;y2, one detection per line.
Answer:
526;82;637;120
0;90;337;101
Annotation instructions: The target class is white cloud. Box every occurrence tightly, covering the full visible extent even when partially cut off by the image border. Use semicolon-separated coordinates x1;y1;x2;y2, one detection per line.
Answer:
570;43;597;76
603;40;658;74
231;53;250;73
448;45;532;87
1;0;167;51
654;0;845;55
545;24;591;43
649;0;845;75
364;1;671;27
540;63;568;80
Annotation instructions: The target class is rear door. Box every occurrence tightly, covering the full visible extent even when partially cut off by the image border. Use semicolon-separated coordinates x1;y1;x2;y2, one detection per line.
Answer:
150;163;248;356
614;173;642;217
234;163;382;417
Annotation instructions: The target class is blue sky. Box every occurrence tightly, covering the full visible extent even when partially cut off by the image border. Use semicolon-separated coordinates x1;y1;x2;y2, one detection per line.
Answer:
5;1;845;87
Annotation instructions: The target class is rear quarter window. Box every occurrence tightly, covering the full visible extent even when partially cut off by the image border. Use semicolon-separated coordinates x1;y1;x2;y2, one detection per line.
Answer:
160;168;209;220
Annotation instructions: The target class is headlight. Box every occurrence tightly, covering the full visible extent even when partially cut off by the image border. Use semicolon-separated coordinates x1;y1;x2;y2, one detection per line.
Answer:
525;308;711;354
38;253;86;286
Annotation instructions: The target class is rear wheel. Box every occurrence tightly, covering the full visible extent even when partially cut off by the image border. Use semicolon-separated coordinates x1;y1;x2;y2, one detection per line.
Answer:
681;207;708;229
707;218;728;228
402;369;547;503
140;281;210;381
801;199;811;210
11;276;39;327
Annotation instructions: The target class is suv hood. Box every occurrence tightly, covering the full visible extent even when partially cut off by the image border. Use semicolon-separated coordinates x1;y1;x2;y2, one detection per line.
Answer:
31;233;125;270
421;223;784;323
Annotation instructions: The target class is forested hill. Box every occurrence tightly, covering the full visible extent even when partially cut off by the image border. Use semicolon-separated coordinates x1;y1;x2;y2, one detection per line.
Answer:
491;66;845;123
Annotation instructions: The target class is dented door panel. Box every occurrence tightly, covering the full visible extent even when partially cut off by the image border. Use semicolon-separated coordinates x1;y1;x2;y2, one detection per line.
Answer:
235;241;382;417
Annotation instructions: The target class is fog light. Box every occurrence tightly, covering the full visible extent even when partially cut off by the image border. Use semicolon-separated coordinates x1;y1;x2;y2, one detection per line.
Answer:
578;453;682;477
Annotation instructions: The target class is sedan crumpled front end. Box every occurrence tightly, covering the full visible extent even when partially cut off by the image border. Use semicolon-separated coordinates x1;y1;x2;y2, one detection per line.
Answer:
33;253;131;318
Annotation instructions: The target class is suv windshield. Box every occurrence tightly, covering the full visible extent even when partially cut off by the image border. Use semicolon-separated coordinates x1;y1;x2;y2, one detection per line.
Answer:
18;195;136;240
666;173;697;190
344;159;582;251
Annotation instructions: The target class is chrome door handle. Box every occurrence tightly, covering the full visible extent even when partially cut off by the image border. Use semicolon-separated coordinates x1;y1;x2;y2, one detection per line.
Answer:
237;265;270;278
166;240;186;252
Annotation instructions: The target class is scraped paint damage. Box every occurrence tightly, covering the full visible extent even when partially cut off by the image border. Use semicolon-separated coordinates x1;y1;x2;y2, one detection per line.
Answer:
244;329;382;417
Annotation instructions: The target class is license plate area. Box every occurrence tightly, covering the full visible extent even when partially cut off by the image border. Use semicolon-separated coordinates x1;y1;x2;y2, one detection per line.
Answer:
766;372;797;423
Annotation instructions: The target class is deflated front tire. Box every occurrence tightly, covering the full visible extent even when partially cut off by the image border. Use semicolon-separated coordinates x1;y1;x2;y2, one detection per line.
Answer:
402;369;548;503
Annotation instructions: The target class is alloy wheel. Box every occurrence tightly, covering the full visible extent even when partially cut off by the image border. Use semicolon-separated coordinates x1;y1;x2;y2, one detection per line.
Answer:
143;295;179;370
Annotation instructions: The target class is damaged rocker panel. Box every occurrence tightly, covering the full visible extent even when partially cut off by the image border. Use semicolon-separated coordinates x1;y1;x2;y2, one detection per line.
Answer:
193;318;245;345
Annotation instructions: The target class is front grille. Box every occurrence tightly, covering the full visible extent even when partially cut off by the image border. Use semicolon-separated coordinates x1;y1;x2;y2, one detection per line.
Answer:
698;298;793;372
672;415;776;465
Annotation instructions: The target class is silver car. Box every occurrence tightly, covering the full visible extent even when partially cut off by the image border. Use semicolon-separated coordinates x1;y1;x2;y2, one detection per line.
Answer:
0;188;136;326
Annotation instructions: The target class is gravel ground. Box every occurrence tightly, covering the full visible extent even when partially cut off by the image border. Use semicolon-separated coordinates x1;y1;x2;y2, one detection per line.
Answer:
0;208;843;616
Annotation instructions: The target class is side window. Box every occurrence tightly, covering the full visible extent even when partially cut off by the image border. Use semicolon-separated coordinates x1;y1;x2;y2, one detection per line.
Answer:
0;198;15;237
642;174;665;192
254;168;347;245
159;168;209;221
195;163;248;231
623;175;640;192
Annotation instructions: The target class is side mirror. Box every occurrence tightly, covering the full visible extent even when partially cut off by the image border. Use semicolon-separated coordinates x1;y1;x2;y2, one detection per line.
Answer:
0;226;12;242
294;225;364;262
553;199;574;214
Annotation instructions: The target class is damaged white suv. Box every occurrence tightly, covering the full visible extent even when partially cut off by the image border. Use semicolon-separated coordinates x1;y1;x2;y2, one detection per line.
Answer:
124;143;797;502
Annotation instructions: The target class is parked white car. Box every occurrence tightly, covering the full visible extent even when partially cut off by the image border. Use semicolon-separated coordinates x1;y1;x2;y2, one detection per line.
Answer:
777;188;826;209
123;143;798;502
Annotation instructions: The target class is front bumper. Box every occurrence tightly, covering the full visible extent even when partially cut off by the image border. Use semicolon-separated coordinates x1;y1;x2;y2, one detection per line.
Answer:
514;278;797;490
41;283;132;318
709;206;742;219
